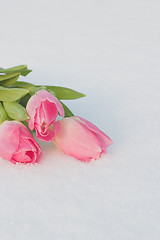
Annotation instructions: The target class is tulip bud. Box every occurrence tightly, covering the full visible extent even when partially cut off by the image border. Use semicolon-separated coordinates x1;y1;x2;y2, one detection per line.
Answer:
53;116;113;162
0;121;42;164
26;90;64;142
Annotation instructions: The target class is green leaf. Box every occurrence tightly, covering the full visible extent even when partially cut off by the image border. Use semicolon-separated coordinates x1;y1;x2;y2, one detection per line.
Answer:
46;86;86;100
0;73;20;87
20;94;31;107
10;81;34;90
0;72;20;81
0;86;29;101
0;65;32;76
3;101;29;121
0;102;7;123
10;83;54;96
60;101;74;117
29;85;47;96
47;90;73;116
46;88;55;96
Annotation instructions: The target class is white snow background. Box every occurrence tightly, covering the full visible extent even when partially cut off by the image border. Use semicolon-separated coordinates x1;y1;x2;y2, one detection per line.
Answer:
0;0;160;239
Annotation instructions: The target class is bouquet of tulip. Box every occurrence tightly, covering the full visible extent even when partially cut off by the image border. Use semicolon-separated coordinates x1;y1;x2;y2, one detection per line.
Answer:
0;65;113;164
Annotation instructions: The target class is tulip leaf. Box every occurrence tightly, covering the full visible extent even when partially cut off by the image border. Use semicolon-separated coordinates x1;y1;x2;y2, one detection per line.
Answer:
0;102;7;123
20;94;31;107
46;86;86;100
10;81;34;90
46;89;56;96
0;72;20;82
60;101;74;117
3;101;29;121
0;73;20;87
9;83;85;100
29;85;47;96
0;65;32;76
0;86;29;101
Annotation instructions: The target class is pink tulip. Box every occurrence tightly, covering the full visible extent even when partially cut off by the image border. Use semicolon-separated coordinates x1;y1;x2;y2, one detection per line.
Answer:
26;90;64;142
0;121;42;164
53;116;113;162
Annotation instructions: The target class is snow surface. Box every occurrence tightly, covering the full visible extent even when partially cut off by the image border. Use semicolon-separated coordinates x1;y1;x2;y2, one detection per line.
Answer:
0;0;160;239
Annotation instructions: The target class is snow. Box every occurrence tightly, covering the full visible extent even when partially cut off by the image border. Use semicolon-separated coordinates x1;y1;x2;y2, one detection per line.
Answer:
0;0;160;239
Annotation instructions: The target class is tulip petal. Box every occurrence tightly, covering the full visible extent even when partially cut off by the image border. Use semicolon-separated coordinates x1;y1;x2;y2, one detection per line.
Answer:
36;121;61;142
26;90;64;142
26;94;41;130
12;151;34;164
76;116;113;147
41;100;58;127
0;121;20;160
54;118;103;162
0;121;42;164
26;139;42;163
15;136;41;163
36;90;64;117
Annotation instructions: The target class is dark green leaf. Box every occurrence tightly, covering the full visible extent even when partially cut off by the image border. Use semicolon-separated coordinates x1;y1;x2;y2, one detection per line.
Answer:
20;94;31;107
47;89;55;96
60;101;74;117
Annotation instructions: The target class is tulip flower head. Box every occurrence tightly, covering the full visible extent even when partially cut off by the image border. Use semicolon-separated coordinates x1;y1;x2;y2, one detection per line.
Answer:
53;116;113;162
26;90;64;142
0;121;42;164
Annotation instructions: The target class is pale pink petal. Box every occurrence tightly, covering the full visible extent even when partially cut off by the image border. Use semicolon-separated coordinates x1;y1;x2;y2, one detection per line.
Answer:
0;121;20;160
54;118;103;162
76;116;113;147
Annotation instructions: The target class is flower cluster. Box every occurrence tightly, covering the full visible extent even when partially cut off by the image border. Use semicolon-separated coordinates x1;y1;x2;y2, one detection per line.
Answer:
0;65;113;164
